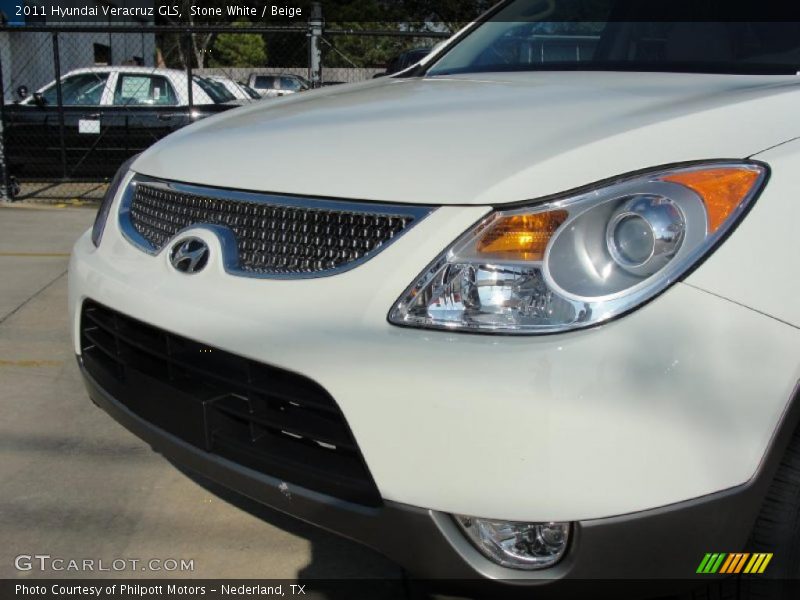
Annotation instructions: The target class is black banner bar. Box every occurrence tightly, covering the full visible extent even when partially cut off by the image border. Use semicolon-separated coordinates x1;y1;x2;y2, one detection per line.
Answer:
4;579;800;600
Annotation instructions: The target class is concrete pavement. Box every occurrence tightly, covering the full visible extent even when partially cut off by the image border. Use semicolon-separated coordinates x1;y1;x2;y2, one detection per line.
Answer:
0;206;404;585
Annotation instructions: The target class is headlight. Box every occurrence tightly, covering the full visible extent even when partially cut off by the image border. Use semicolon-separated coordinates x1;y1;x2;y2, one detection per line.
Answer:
389;162;767;334
91;154;138;247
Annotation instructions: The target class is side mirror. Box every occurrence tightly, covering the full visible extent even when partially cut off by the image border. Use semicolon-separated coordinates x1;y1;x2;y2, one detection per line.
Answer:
32;92;47;107
16;85;28;100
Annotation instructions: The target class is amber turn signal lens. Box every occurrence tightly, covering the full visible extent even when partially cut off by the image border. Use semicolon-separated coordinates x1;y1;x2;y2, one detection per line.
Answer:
661;167;761;233
477;210;568;260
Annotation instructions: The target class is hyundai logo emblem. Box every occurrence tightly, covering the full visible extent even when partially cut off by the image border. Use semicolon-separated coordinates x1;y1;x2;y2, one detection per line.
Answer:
170;237;209;274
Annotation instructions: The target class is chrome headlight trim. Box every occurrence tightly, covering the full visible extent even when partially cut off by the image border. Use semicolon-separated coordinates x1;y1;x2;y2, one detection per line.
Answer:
91;155;138;248
388;160;769;335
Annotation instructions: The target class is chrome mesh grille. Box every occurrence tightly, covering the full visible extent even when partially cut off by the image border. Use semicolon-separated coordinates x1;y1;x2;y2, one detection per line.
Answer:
127;181;422;275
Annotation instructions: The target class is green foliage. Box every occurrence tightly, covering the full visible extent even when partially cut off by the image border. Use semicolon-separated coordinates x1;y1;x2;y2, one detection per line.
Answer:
155;1;613;69
399;0;492;26
322;29;434;68
209;21;268;67
315;0;486;68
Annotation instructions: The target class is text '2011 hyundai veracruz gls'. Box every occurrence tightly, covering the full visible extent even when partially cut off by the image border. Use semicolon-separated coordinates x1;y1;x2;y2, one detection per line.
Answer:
69;0;800;594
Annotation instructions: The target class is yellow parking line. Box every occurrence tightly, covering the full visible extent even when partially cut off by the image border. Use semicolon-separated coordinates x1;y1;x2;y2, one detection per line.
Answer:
0;359;64;367
0;252;70;257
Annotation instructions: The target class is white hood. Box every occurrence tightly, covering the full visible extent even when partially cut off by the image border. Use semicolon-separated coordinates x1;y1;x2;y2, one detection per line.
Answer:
135;71;800;205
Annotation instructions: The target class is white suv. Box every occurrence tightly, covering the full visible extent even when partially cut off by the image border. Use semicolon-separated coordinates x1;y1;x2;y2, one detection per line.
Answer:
246;73;310;97
69;1;800;593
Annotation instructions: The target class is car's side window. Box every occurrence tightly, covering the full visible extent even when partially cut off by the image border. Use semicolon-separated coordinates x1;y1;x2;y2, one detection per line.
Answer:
253;76;276;90
280;77;302;91
41;72;109;106
114;74;178;106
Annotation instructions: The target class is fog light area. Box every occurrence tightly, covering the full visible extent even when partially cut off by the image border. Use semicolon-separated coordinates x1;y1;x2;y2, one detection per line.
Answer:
455;516;570;570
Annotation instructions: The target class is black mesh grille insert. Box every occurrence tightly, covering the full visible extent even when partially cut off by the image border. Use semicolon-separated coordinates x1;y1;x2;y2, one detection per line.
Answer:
128;182;418;274
80;300;382;507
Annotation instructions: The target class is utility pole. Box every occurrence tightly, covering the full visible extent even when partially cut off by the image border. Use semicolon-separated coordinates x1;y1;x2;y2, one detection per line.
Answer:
307;2;323;88
0;48;8;200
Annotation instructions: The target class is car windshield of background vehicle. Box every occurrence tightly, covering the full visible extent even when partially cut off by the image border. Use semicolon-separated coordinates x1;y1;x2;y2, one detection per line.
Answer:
427;0;800;76
280;77;306;91
253;75;277;89
42;72;108;105
193;76;236;103
241;84;261;99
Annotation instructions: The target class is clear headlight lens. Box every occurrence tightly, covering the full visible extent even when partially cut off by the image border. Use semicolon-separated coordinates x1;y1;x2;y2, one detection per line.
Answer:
91;154;138;247
389;162;766;334
455;516;570;570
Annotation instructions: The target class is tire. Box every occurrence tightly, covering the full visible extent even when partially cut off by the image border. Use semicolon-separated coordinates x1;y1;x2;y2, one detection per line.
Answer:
740;422;800;598
681;424;800;600
8;176;20;199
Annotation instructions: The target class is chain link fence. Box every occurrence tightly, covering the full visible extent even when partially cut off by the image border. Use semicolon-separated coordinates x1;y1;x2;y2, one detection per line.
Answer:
0;21;448;203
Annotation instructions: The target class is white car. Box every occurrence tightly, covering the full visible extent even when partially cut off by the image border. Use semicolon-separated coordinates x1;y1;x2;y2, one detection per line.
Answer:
21;66;237;106
246;73;310;97
69;2;800;593
207;75;262;102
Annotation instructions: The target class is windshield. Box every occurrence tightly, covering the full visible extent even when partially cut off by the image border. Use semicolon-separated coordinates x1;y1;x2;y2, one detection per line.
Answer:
193;76;236;103
428;0;800;76
253;75;277;89
282;76;310;91
241;84;261;99
41;72;108;105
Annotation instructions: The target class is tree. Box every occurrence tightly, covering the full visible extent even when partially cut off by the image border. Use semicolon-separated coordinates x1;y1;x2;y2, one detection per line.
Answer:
209;22;267;67
319;0;427;69
156;0;229;68
400;0;493;33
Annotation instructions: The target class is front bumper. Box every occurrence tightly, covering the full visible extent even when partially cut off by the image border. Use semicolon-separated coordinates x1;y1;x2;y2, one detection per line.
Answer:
69;177;800;583
79;359;799;587
68;201;800;522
